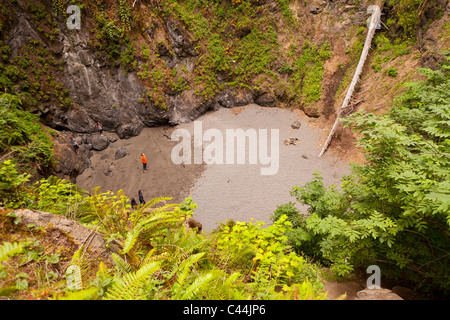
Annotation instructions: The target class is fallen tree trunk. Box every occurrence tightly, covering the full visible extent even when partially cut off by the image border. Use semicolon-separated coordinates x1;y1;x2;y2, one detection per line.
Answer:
318;2;383;157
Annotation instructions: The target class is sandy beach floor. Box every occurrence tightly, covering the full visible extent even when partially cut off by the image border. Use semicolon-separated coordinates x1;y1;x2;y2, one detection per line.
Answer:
76;104;351;231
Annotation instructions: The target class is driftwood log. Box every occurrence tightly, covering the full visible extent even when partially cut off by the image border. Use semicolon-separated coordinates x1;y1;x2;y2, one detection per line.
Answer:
319;2;383;157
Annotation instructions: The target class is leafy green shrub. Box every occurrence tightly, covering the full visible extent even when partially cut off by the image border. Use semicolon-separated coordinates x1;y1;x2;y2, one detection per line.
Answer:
141;43;151;60
0;160;31;209
214;216;326;299
0;160;87;215
118;0;132;31
392;0;423;38
385;66;398;77
274;62;450;296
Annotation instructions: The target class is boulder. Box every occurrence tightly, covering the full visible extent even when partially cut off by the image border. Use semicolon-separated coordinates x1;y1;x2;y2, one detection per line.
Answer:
355;288;403;300
50;133;90;182
117;122;144;139
216;89;236;108
12;209;120;263
291;120;301;129
254;92;276;107
87;134;110;151
115;147;129;160
302;104;321;118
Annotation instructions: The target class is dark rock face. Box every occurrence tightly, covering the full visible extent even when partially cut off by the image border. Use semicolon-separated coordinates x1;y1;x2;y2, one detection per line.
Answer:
5;3;173;140
216;89;236;108
4;2;265;144
254;92;276;107
166;19;197;58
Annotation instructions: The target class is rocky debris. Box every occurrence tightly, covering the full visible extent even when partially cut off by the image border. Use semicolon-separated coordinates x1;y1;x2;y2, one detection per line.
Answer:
104;163;114;176
302;154;309;159
291;120;302;129
284;137;300;146
354;288;403;300
309;6;321;14
115;147;129;160
12;209;120;264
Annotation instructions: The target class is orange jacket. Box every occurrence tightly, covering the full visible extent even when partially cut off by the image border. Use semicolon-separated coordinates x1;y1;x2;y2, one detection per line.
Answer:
141;155;147;164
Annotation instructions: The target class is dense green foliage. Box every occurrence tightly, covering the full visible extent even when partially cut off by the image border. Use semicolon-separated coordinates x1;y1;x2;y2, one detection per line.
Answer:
0;161;326;300
0;93;54;173
0;160;85;214
272;62;450;297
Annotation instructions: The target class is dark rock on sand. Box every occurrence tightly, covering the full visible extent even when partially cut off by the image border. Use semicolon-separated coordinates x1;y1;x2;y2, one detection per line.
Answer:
115;147;129;160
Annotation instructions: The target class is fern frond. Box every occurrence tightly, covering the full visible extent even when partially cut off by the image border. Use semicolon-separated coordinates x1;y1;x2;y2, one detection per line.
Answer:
121;225;143;255
122;209;186;255
103;262;160;300
0;241;28;263
111;253;132;275
174;252;205;286
140;248;169;266
179;272;213;300
165;228;208;257
129;196;173;223
69;246;84;266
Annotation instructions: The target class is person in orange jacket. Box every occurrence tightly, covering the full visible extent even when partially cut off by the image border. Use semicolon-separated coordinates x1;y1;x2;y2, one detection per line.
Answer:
141;153;148;172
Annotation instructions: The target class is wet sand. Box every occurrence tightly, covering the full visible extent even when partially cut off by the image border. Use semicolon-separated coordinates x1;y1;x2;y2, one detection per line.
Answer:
76;104;350;231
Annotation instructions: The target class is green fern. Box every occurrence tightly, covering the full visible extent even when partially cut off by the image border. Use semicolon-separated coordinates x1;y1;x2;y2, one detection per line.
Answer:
173;252;205;286
111;252;132;276
103;261;160;300
0;241;28;264
122;204;188;255
128;196;172;223
179;272;213;300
